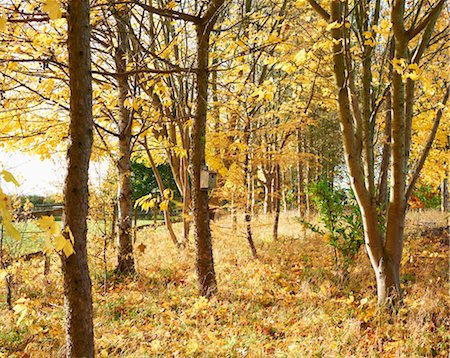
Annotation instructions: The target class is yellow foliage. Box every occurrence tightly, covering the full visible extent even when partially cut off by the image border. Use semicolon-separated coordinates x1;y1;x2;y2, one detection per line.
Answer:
42;0;62;20
36;216;74;257
0;16;6;32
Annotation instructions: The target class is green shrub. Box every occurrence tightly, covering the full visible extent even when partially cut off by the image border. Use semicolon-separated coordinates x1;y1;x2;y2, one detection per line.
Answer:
304;180;364;283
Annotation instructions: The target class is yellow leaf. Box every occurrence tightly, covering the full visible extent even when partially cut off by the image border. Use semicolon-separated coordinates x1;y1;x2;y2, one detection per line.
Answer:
62;240;75;257
1;170;19;186
364;38;376;47
65;226;75;244
392;58;407;74
43;0;62;20
37;215;60;235
54;234;66;251
43;236;53;255
160;200;169;211
0;187;11;211
265;91;274;101
4;221;20;241
326;21;342;31
0;269;7;281
13;300;28;325
186;340;199;355
293;49;307;66
280;62;297;74
268;34;282;44
163;188;173;200
345;295;355;304
0;16;6;32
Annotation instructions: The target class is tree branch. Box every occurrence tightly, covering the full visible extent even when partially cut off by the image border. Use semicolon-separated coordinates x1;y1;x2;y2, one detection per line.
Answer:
406;0;446;40
113;1;200;23
405;84;450;201
306;0;330;22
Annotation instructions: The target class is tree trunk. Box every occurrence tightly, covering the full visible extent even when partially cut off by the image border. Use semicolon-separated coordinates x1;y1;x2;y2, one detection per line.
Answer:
296;128;305;217
192;22;217;296
442;178;448;212
243;118;258;259
61;0;94;354
144;139;180;248
272;164;281;241
231;189;237;232
115;9;135;275
182;161;191;244
282;170;287;214
0;224;12;310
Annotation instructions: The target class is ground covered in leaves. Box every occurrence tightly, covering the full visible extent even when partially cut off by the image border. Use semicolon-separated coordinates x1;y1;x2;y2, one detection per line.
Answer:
0;210;449;357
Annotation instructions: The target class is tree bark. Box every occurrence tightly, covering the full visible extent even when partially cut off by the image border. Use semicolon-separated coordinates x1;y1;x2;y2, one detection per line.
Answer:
114;8;135;275
244;119;258;258
272;164;281;241
61;0;94;355
442;178;449;212
296;128;305;217
191;19;218;296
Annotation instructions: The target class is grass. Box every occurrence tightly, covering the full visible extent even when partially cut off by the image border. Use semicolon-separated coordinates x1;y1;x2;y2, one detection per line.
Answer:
0;209;448;357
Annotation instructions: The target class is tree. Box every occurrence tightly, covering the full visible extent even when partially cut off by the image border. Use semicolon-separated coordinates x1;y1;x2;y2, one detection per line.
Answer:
112;5;136;275
307;0;448;305
60;0;94;355
191;0;226;296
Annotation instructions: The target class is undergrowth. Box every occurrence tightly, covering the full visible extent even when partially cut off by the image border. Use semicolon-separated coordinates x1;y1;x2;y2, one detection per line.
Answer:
0;210;448;357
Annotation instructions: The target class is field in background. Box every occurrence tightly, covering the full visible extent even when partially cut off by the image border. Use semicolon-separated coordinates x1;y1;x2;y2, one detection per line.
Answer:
0;210;448;356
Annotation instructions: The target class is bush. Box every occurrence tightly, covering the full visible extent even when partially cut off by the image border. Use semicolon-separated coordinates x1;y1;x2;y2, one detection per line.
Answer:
412;184;441;209
304;180;364;283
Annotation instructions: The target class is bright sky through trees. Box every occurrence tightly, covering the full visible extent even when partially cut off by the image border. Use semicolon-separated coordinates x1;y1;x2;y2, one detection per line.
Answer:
0;152;64;195
0;152;107;195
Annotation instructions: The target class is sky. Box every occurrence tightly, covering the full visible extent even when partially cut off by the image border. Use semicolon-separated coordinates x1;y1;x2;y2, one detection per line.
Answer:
0;151;108;196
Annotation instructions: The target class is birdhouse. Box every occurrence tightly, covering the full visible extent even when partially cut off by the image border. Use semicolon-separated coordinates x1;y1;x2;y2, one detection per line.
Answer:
200;167;217;190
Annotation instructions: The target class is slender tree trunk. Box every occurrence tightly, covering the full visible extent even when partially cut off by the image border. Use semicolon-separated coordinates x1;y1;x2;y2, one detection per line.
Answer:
296;128;305;217
243;117;257;258
442;178;449;212
282;170;287;214
191;20;218;296
377;42;393;210
182;159;191;244
133;207;138;243
61;0;94;354
383;15;409;303
144;140;180;248
273;164;281;241
245;155;257;258
182;190;191;244
115;9;135;274
231;189;237;232
0;224;12;310
263;181;270;214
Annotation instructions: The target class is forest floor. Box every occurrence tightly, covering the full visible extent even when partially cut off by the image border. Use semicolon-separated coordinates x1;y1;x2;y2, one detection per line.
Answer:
0;210;448;357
